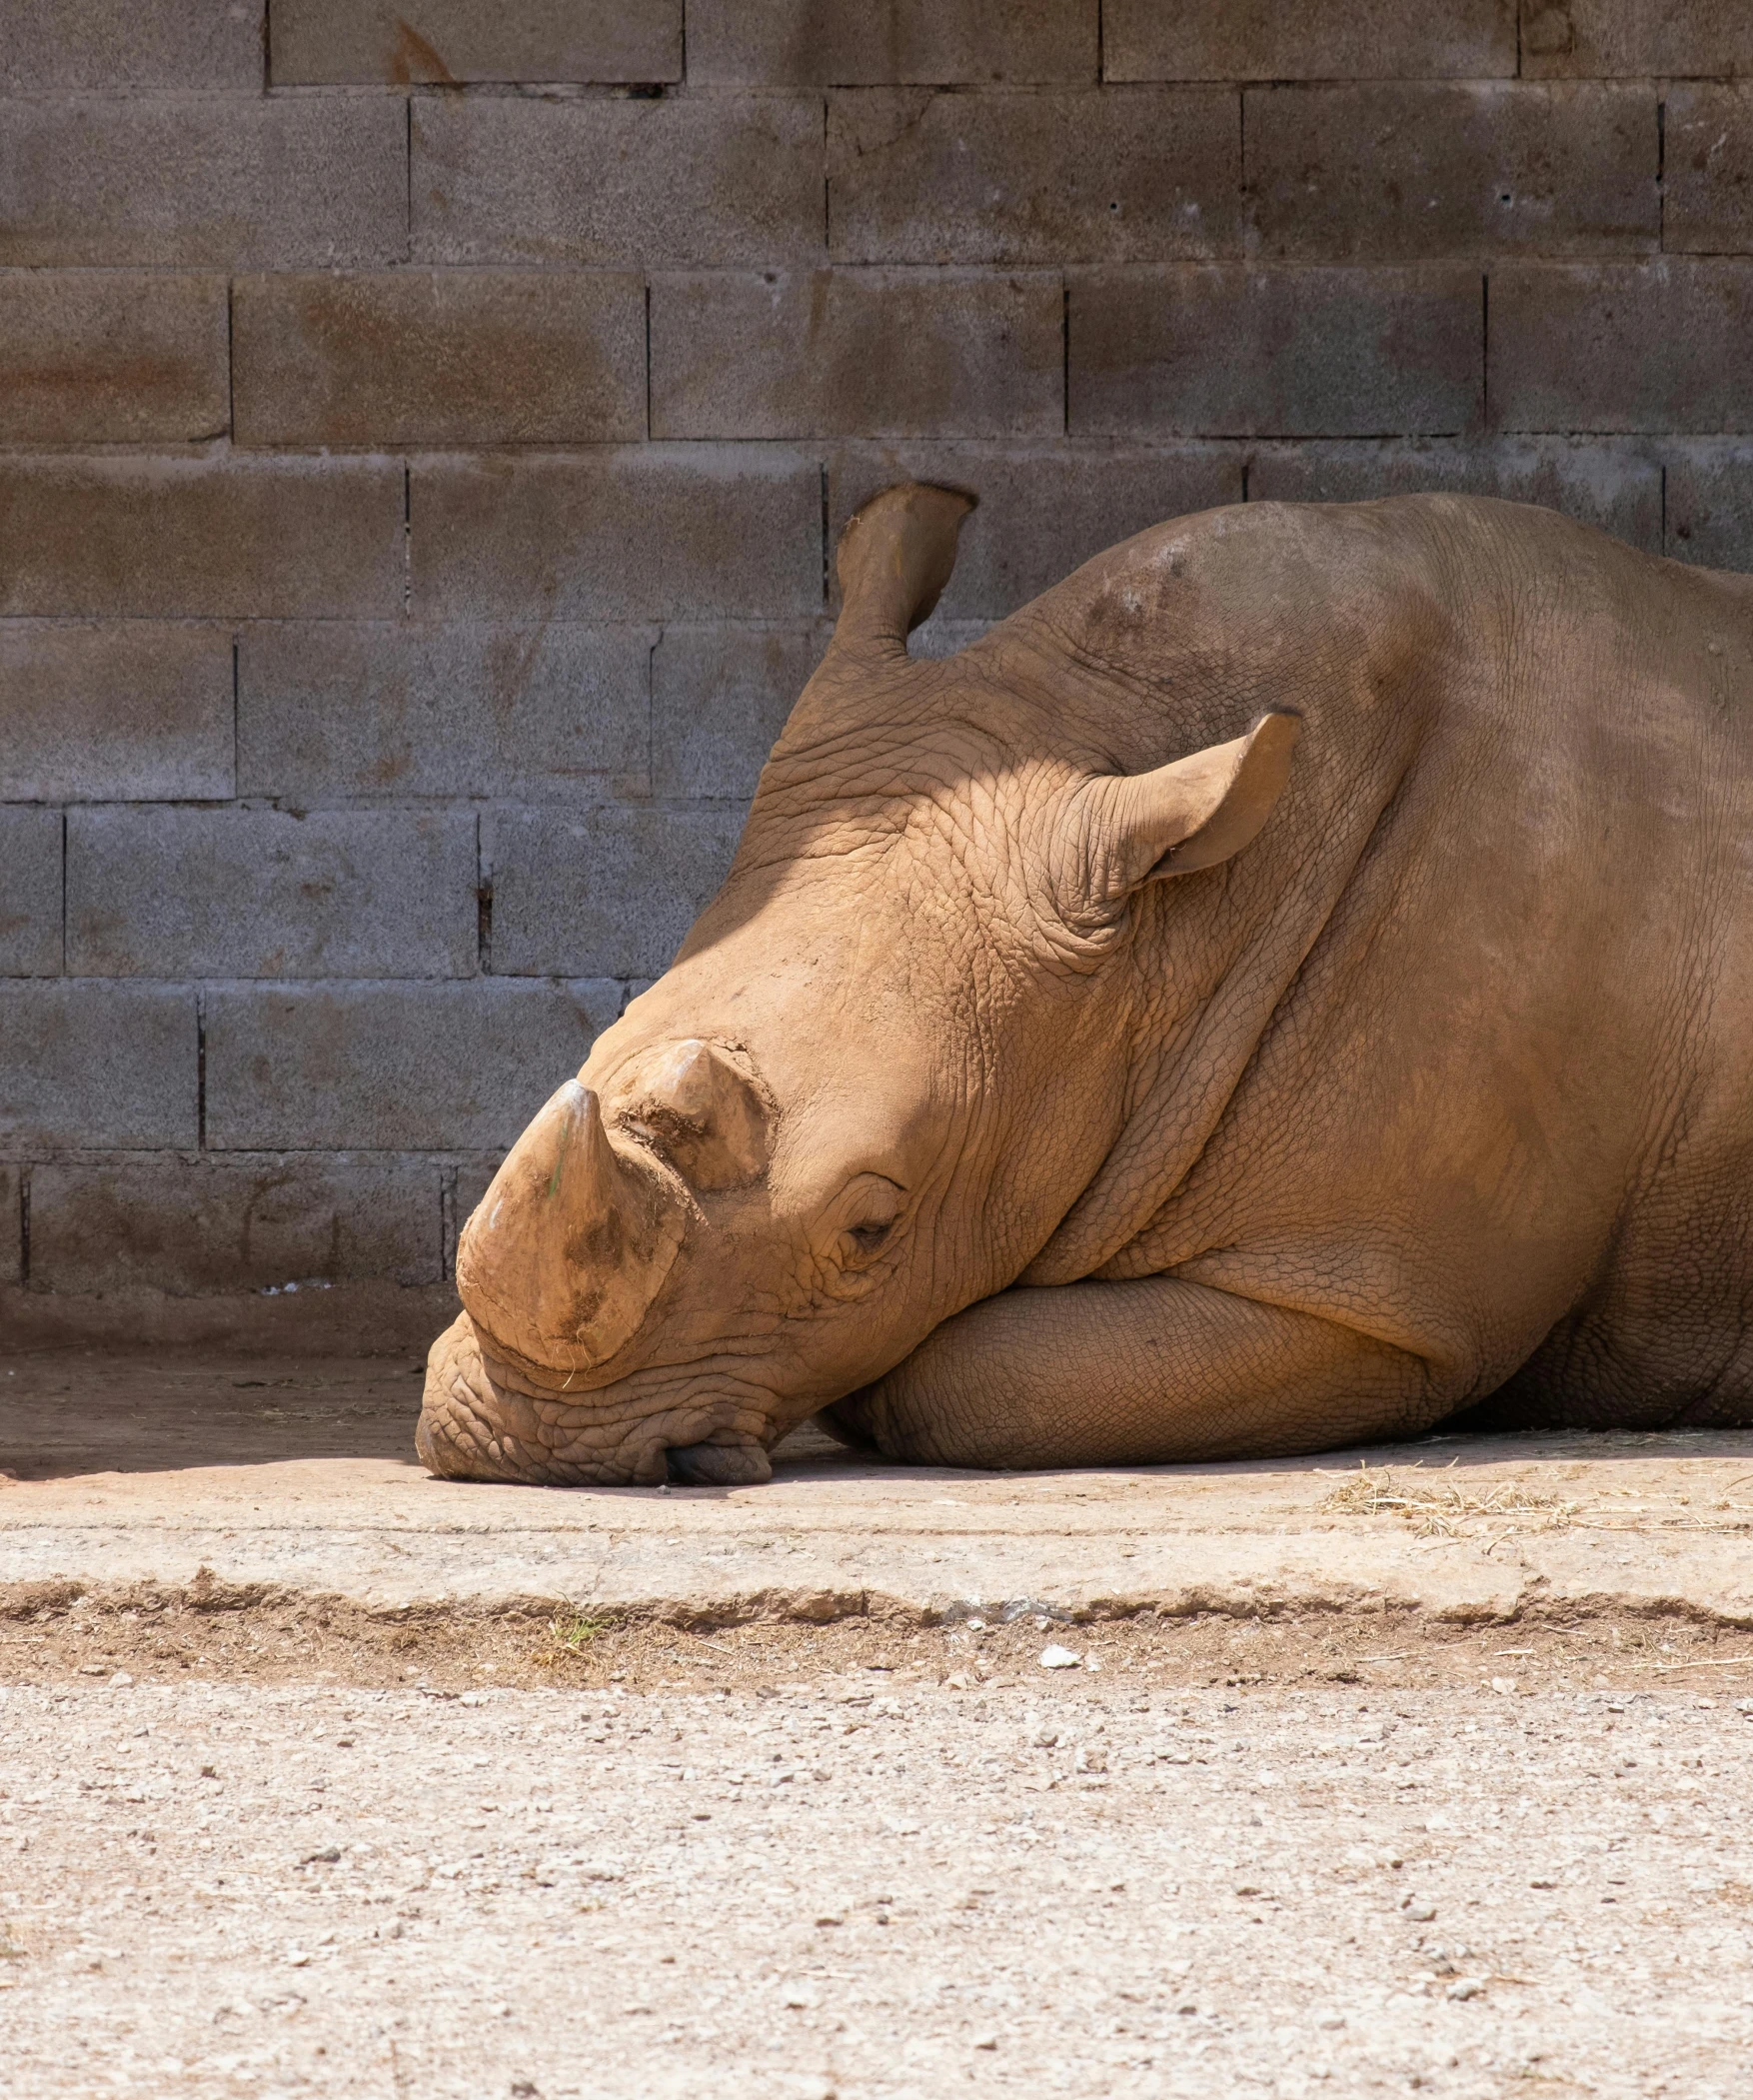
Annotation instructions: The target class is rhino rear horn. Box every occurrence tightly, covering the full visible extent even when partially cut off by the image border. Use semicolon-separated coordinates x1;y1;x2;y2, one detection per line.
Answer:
624;1038;771;1191
1079;711;1302;916
831;482;976;663
456;1080;685;1376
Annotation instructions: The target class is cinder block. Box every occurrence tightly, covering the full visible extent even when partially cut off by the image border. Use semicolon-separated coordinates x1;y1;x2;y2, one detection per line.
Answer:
0;0;264;89
906;617;995;659
448;1155;506;1274
1069;266;1481;439
411;449;822;620
233;271;646;447
1665;87;1753;257
66;809;479;980
0;94;405;269
488;805;744;979
28;1153;444;1295
0;456;404;618
0;624;233;802
203;980;622;1150
828;441;1245;618
0;807;62;976
651;270;1062;439
0;981;196;1149
828;87;1240;264
651;628;825;799
411;94;823;268
1521;1;1753;78
1246;85;1657;261
271;0;680;83
0;273;229;442
687;0;1096;83
1664;441;1753;571
237;623;652;800
1246;440;1663;556
1104;0;1515;80
0;1162;17;1285
1489;262;1753;436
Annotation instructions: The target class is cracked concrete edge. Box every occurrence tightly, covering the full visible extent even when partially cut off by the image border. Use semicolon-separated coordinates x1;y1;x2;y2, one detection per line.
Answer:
5;1532;1753;1631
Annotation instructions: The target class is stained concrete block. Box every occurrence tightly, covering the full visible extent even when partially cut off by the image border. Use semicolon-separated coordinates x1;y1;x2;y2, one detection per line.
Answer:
233;271;647;448
447;1155;507;1275
687;0;1096;84
487;805;745;979
828;87;1240;264
1069;265;1482;439
1665;87;1753;258
905;617;995;660
0;0;264;89
1521;0;1753;77
0;457;404;619
412;94;824;268
651;627;825;800
1664;441;1753;572
203;981;623;1151
0;1162;17;1285
411;449;822;621
1246;84;1657;261
651;270;1063;439
0;93;406;269
1490;262;1753;436
827;441;1245;619
1103;0;1515;80
0;807;62;977
28;1153;444;1295
1246;439;1664;556
0;625;234;802
66;809;479;980
0;273;230;443
0;982;196;1149
237;624;653;801
271;0;680;84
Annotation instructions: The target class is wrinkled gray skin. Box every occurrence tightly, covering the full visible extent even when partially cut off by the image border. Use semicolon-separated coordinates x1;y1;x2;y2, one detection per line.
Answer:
419;486;1753;1487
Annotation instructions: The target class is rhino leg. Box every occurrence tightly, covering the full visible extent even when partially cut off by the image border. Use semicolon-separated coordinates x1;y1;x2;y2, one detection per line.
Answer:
831;1276;1450;1470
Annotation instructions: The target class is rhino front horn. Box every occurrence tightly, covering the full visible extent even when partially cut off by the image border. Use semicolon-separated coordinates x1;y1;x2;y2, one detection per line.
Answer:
456;1079;686;1377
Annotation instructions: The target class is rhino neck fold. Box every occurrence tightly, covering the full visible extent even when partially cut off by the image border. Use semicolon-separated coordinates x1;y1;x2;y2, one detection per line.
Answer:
1021;754;1417;1287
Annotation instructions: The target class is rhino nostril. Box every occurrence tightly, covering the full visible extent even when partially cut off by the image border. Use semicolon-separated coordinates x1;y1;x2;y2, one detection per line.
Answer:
666;1440;773;1487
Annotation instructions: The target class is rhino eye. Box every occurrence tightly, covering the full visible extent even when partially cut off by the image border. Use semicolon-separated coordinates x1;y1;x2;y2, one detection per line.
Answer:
847;1218;893;1253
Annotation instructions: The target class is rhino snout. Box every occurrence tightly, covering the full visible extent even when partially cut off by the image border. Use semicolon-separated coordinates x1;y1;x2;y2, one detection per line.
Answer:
418;1313;778;1488
665;1439;774;1486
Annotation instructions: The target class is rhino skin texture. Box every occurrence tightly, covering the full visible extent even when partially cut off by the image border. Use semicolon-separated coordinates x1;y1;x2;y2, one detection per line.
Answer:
418;483;1753;1488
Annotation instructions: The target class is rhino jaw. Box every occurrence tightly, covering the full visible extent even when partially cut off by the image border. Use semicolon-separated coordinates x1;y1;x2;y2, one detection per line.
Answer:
456;1079;687;1379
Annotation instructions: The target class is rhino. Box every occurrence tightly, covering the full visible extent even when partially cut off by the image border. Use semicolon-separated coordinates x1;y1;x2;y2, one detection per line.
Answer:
417;483;1753;1487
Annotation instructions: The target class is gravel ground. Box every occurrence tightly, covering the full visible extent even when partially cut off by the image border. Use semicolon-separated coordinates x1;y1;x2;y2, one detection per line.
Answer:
4;1635;1753;2099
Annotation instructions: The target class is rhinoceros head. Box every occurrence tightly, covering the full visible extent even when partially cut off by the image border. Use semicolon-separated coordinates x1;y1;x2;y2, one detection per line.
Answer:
418;483;1300;1485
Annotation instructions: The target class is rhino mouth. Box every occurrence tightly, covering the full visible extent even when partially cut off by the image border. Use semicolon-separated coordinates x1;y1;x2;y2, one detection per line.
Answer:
416;1312;775;1488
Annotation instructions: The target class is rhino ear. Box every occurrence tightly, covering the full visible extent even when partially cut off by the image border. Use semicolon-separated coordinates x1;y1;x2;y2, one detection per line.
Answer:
1081;711;1301;914
616;1039;772;1192
831;482;976;662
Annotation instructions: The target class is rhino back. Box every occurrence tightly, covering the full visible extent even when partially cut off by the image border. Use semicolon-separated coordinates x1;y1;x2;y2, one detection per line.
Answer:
1006;494;1753;1420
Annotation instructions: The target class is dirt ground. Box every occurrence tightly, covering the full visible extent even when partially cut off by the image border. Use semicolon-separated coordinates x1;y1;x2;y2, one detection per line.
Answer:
4;1648;1753;2100
5;1352;1753;2095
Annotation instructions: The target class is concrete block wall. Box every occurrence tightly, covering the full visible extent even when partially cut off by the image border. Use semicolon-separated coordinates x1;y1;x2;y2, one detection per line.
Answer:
3;1;1750;1348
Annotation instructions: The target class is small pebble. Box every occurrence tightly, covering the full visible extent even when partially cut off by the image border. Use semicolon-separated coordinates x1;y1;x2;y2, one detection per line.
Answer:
108;1671;133;1689
1038;1645;1081;1670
